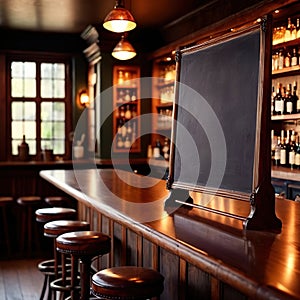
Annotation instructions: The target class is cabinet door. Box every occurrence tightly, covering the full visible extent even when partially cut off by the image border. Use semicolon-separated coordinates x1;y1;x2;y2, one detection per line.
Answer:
113;66;140;153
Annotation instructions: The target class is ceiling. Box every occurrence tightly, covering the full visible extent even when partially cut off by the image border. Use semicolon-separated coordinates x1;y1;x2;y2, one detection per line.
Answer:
0;0;205;34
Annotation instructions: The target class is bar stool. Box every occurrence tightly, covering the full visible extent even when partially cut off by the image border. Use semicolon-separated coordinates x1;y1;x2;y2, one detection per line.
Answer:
0;196;14;255
35;207;77;300
56;231;111;300
17;195;42;256
44;196;73;208
44;220;90;300
91;266;164;299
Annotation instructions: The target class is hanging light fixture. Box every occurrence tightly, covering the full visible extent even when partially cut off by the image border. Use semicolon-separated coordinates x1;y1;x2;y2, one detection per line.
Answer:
103;0;136;33
112;35;136;60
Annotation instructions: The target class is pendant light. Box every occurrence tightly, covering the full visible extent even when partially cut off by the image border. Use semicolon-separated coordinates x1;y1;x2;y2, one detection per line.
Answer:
103;0;136;33
112;35;136;60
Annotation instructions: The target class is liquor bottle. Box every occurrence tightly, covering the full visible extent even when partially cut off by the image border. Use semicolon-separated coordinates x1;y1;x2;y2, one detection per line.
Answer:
291;48;298;67
274;83;284;115
296;18;300;39
271;129;275;161
291;19;297;40
294;82;300;113
278;49;284;69
125;105;132;120
124;90;131;102
162;137;170;161
271;86;275;115
284;49;291;68
285;130;290;166
274;136;281;166
295;136;300;169
279;130;286;167
285;84;293;114
289;130;296;169
285;18;292;42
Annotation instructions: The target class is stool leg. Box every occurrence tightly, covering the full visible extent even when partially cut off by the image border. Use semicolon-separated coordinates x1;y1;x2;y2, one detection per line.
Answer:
70;255;80;300
79;257;92;300
1;206;11;254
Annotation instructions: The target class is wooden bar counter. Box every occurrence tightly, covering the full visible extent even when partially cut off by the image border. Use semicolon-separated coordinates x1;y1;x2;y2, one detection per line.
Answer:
40;168;300;300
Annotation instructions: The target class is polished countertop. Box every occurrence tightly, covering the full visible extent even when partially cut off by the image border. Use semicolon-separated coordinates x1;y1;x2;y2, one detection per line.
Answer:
40;168;300;300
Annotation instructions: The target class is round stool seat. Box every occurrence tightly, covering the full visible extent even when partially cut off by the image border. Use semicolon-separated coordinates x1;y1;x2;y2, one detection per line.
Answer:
91;266;164;299
44;196;72;207
17;196;41;206
56;231;111;256
56;231;111;300
35;207;77;223
44;220;90;238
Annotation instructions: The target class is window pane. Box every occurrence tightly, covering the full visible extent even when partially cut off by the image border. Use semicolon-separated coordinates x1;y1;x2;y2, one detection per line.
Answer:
24;102;36;120
53;102;65;120
53;122;65;138
54;79;65;98
53;140;65;154
41;121;53;139
41;140;53;150
27;140;37;155
54;64;65;79
41;79;53;98
11;121;24;139
24;121;36;139
11;79;24;97
12;102;23;120
41;102;53;120
24;79;36;97
11;62;23;77
24;62;36;78
41;63;52;78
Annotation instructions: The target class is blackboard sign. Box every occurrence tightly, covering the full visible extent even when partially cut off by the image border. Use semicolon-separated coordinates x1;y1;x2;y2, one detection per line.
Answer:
166;19;282;231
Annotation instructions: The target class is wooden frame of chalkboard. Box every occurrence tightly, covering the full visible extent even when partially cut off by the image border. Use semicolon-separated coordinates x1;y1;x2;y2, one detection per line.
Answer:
165;16;282;231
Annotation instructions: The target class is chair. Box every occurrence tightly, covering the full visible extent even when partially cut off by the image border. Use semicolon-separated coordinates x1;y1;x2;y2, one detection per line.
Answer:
17;196;42;256
91;266;164;299
55;231;111;300
43;220;90;300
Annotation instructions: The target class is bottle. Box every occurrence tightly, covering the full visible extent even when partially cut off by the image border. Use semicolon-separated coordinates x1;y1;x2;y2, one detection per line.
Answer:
271;86;275;115
153;139;161;158
289;130;296;169
278;49;284;69
280;130;286;167
18;135;30;161
291;48;298;67
292;81;299;113
274;83;284;115
162;137;170;161
284;49;291;68
296;18;300;39
295;135;300;169
125;105;132;120
285;130;290;166
285;18;292;42
274;136;281;166
285;84;293;114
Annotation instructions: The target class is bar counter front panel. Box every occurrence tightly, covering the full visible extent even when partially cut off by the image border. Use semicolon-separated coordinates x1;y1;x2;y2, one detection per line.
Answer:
40;168;300;300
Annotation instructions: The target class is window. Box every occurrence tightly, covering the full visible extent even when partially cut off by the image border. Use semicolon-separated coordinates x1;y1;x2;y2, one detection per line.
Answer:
8;55;72;160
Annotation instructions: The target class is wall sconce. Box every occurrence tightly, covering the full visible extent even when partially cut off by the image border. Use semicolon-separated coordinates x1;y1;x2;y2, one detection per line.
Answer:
112;35;136;60
103;0;136;33
79;91;90;107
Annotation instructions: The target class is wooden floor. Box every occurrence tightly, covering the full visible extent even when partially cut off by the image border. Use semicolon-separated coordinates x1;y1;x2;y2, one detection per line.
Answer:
0;258;44;300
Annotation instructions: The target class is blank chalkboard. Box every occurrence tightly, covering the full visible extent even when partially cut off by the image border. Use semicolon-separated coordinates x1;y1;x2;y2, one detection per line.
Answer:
168;26;263;199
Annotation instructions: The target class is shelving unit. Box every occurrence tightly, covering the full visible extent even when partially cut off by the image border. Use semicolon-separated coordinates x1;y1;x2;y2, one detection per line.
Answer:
112;65;141;153
271;10;300;199
151;55;175;150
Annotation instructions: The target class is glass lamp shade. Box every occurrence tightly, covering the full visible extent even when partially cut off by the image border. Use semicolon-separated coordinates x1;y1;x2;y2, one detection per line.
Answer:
103;7;136;33
112;37;136;60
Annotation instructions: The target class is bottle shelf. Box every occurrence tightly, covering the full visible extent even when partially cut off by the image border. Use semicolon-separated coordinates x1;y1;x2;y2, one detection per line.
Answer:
272;65;300;76
272;113;300;121
113;65;141;153
272;37;300;50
